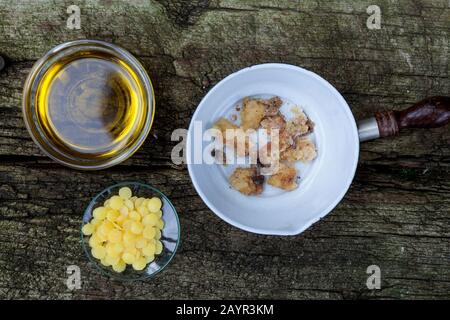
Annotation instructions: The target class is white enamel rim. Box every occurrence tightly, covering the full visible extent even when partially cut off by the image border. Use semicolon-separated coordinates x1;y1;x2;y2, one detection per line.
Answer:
187;63;359;236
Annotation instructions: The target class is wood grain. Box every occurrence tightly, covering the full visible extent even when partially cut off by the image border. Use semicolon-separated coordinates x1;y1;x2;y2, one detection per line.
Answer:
0;0;449;299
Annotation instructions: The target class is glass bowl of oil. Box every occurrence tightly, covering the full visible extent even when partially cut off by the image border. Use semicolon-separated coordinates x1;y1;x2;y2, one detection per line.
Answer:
23;40;155;170
81;182;181;280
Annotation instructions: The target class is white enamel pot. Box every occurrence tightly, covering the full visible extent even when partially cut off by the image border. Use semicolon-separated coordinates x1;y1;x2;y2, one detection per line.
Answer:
186;63;450;235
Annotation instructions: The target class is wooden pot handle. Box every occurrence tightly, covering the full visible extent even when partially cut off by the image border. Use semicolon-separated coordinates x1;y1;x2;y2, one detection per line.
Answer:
358;96;450;141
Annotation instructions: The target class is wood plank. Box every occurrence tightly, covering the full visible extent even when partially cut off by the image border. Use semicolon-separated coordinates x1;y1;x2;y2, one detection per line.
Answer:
0;0;449;299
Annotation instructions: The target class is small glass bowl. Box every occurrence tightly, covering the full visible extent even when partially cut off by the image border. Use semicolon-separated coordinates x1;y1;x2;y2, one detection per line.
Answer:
81;182;180;280
22;40;155;170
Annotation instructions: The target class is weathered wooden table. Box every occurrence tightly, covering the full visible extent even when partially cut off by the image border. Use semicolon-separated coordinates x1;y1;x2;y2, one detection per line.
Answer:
0;0;449;299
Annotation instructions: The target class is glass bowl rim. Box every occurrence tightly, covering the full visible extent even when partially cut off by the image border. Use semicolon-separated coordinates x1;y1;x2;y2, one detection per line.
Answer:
22;39;156;170
80;181;181;281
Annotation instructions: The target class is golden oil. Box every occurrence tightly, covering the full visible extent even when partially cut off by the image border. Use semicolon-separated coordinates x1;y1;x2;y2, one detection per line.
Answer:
35;50;148;160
